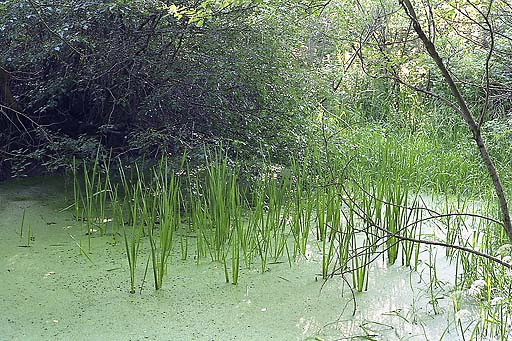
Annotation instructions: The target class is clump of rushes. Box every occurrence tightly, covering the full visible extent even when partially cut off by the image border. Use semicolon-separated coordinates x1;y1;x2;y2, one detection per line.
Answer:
151;158;182;290
66;121;512;338
204;149;239;281
118;164;143;294
383;181;408;265
290;156;313;259
316;186;343;279
351;239;369;292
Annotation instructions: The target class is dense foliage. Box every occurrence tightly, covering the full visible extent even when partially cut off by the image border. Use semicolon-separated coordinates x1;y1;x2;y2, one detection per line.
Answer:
0;0;320;178
2;0;512;188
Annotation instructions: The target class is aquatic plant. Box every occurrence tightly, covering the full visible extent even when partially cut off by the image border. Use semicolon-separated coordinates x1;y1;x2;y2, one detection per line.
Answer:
151;158;181;290
117;164;144;294
351;239;369;293
19;208;25;245
66;141;512;338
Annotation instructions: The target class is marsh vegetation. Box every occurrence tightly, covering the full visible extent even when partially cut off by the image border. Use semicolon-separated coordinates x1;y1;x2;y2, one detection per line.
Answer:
3;0;512;339
64;138;512;339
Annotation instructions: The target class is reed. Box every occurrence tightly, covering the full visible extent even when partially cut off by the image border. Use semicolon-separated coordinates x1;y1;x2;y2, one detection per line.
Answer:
117;163;143;294
351;239;369;292
231;196;242;284
253;183;270;273
154;158;181;289
289;156;313;259
317;186;344;279
19;208;26;245
27;222;32;247
72;157;81;224
229;169;246;284
266;172;291;262
95;152;112;236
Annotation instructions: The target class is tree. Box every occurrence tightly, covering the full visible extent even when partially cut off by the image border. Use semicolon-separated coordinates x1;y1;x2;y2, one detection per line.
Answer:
0;0;317;177
397;0;512;241
327;0;512;242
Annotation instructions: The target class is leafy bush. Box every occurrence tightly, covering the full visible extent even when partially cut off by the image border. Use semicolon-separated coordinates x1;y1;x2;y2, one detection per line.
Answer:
0;0;315;178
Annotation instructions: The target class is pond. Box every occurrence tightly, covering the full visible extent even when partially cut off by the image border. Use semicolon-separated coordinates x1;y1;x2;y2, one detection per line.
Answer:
0;177;505;340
